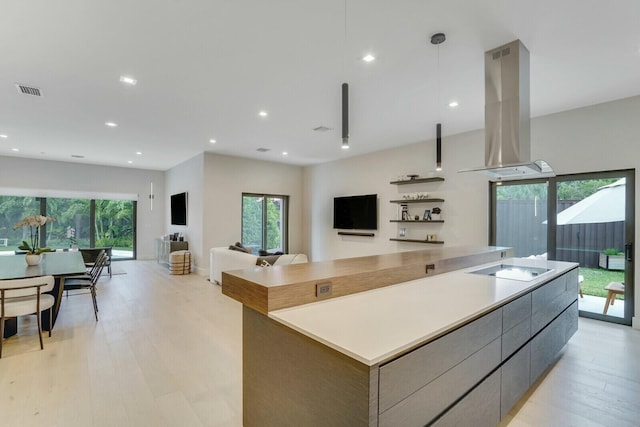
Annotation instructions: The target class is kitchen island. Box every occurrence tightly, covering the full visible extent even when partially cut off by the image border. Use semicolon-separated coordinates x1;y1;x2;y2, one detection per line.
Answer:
222;248;579;426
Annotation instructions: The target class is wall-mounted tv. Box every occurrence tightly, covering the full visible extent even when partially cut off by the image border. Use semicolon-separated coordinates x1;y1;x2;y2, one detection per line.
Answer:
333;194;377;230
170;192;188;226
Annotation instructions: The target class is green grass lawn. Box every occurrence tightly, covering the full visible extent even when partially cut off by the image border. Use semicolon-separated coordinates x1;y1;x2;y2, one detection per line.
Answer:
579;267;624;300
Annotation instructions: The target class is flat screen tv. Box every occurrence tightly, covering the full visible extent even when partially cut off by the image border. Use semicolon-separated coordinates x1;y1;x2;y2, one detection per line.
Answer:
170;192;188;226
333;194;377;230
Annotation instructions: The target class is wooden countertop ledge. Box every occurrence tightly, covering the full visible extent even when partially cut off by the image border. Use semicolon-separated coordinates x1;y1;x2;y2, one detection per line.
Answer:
222;246;512;314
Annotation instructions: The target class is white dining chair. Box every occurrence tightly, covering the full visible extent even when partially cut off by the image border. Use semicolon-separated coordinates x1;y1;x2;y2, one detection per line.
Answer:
0;275;55;358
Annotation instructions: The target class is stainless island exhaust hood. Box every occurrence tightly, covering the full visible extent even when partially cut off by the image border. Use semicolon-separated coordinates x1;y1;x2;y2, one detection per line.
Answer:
459;40;554;181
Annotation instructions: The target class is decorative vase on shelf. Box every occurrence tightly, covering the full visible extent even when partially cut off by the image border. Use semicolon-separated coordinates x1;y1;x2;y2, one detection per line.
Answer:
25;253;43;266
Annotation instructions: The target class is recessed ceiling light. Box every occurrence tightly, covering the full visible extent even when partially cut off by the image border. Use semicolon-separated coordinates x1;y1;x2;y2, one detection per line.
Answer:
448;101;459;108
136;151;142;155
11;148;19;152
209;139;216;144
362;54;376;62
0;134;7;139
282;151;288;156
127;160;133;164
258;111;268;117
119;76;137;86
105;121;118;127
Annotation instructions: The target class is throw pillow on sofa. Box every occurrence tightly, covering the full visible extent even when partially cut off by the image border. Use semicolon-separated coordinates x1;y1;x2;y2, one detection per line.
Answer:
229;242;251;253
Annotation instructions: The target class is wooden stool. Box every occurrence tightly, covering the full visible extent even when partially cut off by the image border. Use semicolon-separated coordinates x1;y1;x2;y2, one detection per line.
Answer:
603;282;624;315
578;274;584;298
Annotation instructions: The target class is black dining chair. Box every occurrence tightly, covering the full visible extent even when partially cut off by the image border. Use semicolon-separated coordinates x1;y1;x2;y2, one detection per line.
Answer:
63;252;108;321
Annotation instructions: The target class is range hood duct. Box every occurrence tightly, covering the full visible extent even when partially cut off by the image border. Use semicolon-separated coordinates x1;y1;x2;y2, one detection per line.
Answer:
459;40;554;181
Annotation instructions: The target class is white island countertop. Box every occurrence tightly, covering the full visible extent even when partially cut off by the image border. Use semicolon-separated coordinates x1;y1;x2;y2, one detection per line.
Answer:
269;257;578;366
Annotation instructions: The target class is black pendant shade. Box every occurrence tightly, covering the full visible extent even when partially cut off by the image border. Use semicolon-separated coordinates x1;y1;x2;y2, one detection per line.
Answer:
342;83;349;148
436;123;442;170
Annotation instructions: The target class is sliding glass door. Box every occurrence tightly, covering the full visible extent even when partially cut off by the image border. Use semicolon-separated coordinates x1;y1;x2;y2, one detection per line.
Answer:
551;171;634;324
491;170;634;325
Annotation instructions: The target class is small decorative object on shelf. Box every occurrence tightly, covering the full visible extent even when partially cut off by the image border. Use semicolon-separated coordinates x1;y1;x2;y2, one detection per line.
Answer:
431;207;442;220
423;209;432;220
414;215;420;221
400;204;410;220
407;174;419;180
399;227;406;237
427;234;437;242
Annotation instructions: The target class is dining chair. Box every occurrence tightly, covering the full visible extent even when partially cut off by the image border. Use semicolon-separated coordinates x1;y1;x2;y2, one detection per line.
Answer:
66;249;106;282
63;253;108;321
0;275;55;358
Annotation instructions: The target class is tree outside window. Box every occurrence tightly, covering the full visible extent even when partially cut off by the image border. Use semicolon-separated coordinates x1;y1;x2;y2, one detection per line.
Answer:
242;194;288;253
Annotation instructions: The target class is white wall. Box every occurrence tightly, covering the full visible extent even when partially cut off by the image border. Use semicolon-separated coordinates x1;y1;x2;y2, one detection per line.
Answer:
164;152;304;275
303;128;486;262
165;153;205;267
0;156;165;259
303;95;640;327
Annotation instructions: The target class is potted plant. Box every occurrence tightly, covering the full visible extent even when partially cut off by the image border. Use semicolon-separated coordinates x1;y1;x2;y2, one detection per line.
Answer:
13;215;55;265
599;248;625;271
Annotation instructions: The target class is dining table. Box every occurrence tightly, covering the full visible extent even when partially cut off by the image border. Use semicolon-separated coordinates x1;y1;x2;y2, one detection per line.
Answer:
0;251;86;337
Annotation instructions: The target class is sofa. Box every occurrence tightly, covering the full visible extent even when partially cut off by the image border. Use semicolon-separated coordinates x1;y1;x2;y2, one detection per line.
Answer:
209;247;308;285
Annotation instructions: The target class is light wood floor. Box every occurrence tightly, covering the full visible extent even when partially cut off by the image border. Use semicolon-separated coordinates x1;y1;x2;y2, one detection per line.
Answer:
0;260;638;426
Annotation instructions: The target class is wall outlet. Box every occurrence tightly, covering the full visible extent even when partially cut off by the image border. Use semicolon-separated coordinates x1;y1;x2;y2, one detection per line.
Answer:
316;282;332;297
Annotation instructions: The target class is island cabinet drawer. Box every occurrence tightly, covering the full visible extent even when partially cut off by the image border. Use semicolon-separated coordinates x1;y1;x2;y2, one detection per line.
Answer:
378;337;501;427
531;301;578;381
503;293;531;331
430;368;501;427
531;269;578;334
501;293;532;361
500;343;531;419
378;309;502;414
501;316;531;361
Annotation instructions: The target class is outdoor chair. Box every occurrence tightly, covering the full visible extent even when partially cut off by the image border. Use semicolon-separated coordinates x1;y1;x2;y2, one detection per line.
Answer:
0;275;55;358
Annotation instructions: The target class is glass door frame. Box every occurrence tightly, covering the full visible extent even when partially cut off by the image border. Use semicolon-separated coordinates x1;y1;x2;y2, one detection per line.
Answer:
490;169;635;326
551;169;634;325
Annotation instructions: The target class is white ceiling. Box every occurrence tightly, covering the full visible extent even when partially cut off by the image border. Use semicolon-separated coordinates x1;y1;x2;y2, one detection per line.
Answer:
1;0;639;171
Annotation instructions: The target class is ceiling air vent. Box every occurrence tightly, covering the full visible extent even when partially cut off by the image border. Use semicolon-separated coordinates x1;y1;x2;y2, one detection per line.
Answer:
256;147;270;152
16;84;43;97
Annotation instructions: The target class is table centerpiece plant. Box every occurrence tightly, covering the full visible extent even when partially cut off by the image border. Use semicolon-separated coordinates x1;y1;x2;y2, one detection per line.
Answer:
13;215;55;264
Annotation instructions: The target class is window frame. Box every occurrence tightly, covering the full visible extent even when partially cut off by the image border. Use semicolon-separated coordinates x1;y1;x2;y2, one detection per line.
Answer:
241;192;289;253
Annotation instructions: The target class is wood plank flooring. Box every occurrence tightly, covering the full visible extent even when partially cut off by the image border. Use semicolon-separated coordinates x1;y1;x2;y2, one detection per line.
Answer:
1;260;638;426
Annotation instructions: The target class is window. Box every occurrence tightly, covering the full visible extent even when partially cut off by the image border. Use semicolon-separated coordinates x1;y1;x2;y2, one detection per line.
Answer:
0;195;136;259
491;181;548;257
242;193;288;254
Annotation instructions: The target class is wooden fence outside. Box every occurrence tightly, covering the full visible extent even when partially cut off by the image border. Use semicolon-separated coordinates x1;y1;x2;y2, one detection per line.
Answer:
497;200;625;268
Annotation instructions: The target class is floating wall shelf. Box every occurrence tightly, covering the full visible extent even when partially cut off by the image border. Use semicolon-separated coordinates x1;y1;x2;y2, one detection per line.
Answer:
390;198;444;204
389;238;445;244
390;177;445;185
390;220;444;223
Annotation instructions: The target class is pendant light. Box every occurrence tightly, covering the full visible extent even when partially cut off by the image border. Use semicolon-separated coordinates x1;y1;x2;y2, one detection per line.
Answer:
342;82;349;149
431;32;446;171
341;0;350;150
